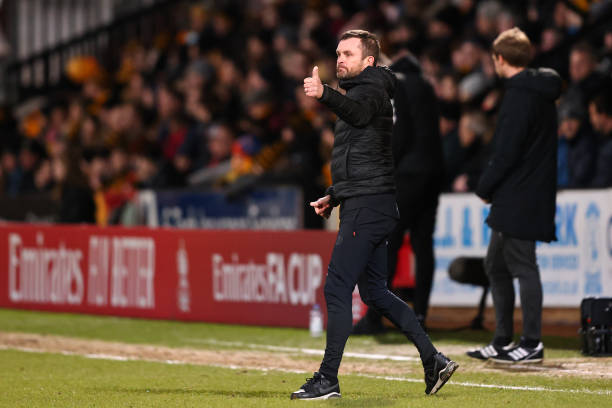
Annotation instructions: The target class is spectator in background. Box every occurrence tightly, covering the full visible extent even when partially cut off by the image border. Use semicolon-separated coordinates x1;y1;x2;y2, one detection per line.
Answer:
174;125;208;176
353;52;444;334
589;91;612;188
439;101;461;161
157;85;189;186
600;27;612;74
18;139;46;194
33;158;54;192
475;1;504;44
534;26;566;75
84;148;110;225
431;4;461;39
553;0;585;38
51;148;95;224
0;148;21;196
452;39;485;77
156;85;183;151
78;115;103;150
132;148;162;189
65;98;85;139
445;110;492;192
435;71;460;103
566;42;607;109
181;60;213;126
557;99;596;188
43;103;67;147
104;147;137;224
205;123;234;169
210;56;243;124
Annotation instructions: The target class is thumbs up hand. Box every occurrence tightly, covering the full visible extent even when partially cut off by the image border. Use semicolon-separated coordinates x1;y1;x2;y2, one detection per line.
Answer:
304;66;324;99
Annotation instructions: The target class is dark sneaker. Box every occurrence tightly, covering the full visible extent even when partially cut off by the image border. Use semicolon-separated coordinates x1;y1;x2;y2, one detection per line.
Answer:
466;342;516;360
491;342;544;364
290;372;341;400
424;352;459;395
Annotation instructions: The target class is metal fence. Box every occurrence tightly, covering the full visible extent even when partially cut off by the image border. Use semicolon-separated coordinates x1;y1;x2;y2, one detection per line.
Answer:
3;0;175;104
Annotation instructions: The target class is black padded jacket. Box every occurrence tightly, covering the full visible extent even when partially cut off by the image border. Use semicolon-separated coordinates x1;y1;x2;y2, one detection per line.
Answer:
320;65;397;205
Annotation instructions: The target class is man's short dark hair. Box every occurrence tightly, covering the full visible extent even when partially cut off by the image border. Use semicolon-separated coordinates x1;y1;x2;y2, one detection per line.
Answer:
340;30;380;65
492;27;532;68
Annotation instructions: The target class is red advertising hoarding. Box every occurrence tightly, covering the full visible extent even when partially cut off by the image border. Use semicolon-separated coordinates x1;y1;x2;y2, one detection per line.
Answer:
0;223;339;328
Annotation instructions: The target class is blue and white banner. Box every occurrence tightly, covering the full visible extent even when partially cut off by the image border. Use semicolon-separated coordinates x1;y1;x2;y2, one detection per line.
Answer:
137;186;303;230
430;190;612;307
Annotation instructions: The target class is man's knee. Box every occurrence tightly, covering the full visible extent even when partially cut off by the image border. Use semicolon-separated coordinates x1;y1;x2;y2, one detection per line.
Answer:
503;242;538;279
324;276;352;304
364;285;390;309
484;253;507;280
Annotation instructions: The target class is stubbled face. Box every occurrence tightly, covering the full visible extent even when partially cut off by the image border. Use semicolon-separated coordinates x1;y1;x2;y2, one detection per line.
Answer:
336;38;370;79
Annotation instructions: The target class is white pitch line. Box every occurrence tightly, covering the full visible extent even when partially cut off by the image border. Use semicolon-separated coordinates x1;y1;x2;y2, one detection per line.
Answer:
485;361;599;377
188;338;419;362
2;345;610;397
358;374;612;396
190;339;606;377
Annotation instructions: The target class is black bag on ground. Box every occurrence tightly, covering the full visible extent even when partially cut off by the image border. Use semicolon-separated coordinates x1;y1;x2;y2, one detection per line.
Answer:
579;297;612;356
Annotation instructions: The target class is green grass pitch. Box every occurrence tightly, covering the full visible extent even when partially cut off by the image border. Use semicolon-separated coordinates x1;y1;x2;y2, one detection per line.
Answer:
0;308;610;407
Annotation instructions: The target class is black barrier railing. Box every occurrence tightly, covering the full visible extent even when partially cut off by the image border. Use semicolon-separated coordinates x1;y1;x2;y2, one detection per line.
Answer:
5;0;180;104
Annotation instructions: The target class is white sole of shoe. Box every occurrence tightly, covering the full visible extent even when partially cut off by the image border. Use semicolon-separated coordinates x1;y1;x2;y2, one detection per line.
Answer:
293;392;341;400
429;361;459;395
491;358;543;364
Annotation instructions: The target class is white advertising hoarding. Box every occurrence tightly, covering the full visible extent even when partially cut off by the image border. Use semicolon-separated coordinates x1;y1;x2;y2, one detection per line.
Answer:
430;190;612;307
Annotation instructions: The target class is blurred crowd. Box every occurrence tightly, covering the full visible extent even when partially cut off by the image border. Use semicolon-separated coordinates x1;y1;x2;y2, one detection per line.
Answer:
1;0;611;226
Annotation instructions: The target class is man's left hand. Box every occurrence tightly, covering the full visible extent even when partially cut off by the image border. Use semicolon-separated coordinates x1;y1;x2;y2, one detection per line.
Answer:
310;194;332;218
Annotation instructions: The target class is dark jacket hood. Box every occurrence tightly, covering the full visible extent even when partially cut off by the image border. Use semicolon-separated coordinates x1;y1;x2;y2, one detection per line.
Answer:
389;54;421;75
506;68;562;101
339;65;396;98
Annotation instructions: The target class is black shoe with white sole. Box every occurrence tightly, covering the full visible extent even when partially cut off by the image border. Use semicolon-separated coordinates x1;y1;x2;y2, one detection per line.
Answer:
466;342;516;360
424;352;459;395
290;372;341;400
491;342;544;364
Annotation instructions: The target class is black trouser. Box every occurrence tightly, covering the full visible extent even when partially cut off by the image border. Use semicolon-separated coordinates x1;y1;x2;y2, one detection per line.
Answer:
319;198;437;379
387;175;440;320
485;229;542;343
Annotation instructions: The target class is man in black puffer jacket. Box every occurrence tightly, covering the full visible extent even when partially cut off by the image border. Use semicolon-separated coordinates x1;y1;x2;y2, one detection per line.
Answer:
468;28;561;364
291;30;457;401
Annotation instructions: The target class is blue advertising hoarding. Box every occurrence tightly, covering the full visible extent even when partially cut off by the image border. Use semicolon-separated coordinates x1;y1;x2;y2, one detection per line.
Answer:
430;189;612;307
137;186;303;230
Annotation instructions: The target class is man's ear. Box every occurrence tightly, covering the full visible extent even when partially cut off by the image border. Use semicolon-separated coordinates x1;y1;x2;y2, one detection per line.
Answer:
494;53;505;66
366;55;375;66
